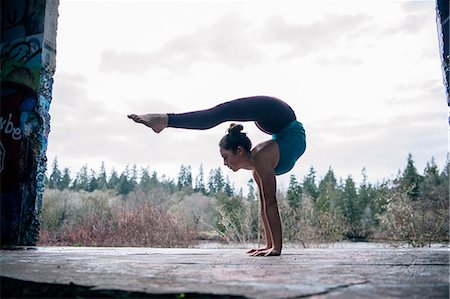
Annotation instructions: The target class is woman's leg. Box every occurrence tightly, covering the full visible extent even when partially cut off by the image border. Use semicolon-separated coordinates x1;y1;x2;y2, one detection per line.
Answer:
128;96;296;134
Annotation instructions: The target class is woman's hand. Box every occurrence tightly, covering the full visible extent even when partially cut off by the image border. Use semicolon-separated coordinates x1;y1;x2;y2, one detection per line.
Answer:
250;248;281;257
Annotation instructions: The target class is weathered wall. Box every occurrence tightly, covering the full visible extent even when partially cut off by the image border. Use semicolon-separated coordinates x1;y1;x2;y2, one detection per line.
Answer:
1;0;59;246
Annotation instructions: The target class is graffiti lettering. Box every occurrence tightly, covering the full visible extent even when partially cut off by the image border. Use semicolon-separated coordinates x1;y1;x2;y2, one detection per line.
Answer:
0;113;22;140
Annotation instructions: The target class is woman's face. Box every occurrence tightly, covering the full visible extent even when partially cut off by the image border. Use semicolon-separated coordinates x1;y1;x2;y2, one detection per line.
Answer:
220;147;245;172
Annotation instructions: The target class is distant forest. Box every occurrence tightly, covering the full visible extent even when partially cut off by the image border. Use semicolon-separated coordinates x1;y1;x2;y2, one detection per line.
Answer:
40;153;449;248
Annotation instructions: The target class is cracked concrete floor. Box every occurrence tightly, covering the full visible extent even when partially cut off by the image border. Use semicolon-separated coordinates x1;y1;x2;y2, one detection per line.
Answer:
0;246;448;298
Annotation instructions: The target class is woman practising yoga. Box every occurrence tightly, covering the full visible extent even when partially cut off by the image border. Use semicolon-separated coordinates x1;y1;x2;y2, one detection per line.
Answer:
128;96;306;256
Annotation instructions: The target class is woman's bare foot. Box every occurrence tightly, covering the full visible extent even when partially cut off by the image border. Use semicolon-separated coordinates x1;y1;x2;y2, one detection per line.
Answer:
251;248;281;257
127;113;168;133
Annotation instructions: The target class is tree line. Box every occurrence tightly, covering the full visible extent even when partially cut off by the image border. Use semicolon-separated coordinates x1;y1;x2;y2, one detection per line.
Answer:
43;153;449;246
46;161;241;197
284;154;449;243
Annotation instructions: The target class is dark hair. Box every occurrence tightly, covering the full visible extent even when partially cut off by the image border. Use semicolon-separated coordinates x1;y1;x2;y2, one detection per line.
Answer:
219;123;252;154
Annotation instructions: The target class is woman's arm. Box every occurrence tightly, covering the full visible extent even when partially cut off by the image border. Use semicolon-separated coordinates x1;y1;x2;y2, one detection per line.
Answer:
249;170;273;252
253;141;283;255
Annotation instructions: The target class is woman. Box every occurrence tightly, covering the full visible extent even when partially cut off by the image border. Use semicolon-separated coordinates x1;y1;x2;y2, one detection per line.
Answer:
128;96;306;256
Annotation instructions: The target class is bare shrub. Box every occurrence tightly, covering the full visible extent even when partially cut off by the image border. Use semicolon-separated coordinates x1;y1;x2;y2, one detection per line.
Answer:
379;187;449;247
282;195;323;248
39;190;194;247
169;193;218;233
297;196;323;247
315;212;348;244
215;194;259;243
110;202;194;247
40;189;116;233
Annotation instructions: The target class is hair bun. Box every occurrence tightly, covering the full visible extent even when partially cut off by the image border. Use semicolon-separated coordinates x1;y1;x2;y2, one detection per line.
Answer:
228;123;244;135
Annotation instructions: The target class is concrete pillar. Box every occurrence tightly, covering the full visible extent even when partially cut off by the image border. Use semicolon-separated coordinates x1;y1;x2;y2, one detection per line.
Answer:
436;0;449;101
1;0;59;246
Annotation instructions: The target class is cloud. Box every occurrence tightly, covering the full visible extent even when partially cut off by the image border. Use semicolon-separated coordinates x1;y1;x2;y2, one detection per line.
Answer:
99;12;264;74
260;13;371;58
401;1;434;14
387;79;446;108
50;72;135;163
380;1;434;36
51;72;108;128
51;72;89;109
99;10;374;74
387;14;429;35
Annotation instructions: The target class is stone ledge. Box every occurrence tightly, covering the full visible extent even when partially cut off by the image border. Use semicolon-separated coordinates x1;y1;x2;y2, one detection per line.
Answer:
0;247;448;298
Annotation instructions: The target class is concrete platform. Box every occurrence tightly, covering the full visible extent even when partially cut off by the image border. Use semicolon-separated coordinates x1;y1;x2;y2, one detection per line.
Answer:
0;246;448;298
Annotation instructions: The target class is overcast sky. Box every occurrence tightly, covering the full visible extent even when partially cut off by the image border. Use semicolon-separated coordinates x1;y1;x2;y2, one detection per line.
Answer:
48;0;448;192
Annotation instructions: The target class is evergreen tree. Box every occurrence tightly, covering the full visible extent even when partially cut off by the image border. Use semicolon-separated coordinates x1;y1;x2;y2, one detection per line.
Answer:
370;181;389;224
195;164;206;194
87;169;98;192
287;174;302;209
214;168;225;193
72;165;89;191
358;168;372;207
224;176;234;196
117;166;133;195
177;164;193;191
97;162;108;190
161;175;176;193
316;167;338;213
207;168;224;194
340;175;359;227
303;167;319;200
207;169;215;194
140;167;152;192
399;153;421;200
130;164;139;191
150;171;159;188
419;157;446;201
48;157;62;189
108;168;120;190
59;167;71;190
358;168;376;229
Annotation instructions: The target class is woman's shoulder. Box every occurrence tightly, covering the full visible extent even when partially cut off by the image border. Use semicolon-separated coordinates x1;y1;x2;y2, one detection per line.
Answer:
252;141;279;169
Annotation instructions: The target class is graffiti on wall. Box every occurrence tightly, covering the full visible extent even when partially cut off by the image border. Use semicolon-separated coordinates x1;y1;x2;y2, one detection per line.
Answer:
1;0;46;42
1;0;57;245
1;37;43;91
1;82;38;244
